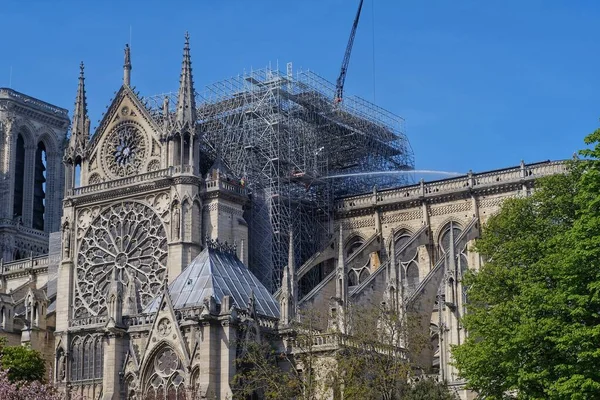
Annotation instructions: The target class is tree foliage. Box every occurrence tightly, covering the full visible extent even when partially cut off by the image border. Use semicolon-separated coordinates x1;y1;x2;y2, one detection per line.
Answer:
453;130;600;399
232;305;456;399
0;340;47;383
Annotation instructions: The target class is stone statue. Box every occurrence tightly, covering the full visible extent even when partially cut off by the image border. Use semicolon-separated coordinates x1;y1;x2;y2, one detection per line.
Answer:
57;352;66;381
62;223;71;258
173;206;180;239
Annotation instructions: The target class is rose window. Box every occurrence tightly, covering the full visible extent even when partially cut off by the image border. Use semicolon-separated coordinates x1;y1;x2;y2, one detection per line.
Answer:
74;202;167;318
104;123;146;177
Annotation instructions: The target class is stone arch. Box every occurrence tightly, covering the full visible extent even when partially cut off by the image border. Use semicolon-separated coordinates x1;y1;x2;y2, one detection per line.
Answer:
123;372;139;400
434;218;465;247
140;343;187;400
171;199;181;240
181;197;192;242
344;234;365;259
436;220;464;259
385;225;415;251
69;334;103;382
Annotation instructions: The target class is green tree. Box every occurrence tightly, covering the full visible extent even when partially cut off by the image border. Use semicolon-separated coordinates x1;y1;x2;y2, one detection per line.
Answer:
0;343;47;383
403;379;457;400
453;130;600;399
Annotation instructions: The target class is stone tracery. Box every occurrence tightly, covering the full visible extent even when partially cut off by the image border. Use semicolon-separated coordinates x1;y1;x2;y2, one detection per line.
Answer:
103;123;146;177
145;347;186;400
74;201;167;318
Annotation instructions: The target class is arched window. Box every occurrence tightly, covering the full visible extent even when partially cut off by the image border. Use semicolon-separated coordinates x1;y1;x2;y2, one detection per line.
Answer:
74;161;82;188
33;141;46;231
13;134;25;219
71;338;82;381
437;222;463;258
405;264;419;294
345;236;364;259
71;335;103;382
394;230;420;295
145;347;186;400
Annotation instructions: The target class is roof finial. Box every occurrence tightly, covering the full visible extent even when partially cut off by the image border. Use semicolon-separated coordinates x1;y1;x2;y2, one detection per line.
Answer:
175;32;196;132
123;44;132;86
68;61;89;160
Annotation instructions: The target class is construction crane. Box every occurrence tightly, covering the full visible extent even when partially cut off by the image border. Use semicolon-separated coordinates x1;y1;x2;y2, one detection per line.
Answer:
334;0;365;105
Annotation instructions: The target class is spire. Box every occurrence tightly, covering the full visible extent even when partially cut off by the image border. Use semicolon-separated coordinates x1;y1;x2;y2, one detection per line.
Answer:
280;255;291;325
385;234;398;310
68;62;89;159
175;32;197;132
336;225;348;303
288;229;297;309
123;44;132;86
280;230;297;326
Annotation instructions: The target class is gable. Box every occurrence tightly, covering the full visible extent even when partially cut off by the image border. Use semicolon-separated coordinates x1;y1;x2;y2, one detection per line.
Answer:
83;86;164;184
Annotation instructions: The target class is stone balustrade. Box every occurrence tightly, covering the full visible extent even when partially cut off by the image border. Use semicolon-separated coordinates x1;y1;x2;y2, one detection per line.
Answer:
66;166;249;198
205;177;248;196
293;331;407;358
335;160;568;213
70;315;108;328
0;254;59;275
0;218;49;239
0;88;69;116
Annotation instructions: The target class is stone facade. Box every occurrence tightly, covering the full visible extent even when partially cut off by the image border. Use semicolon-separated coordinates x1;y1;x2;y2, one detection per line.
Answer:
0;35;568;400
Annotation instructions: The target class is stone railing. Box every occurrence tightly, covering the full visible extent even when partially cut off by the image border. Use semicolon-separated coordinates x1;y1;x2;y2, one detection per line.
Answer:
125;313;156;327
0;88;69;116
205;177;248;196
0;254;59;275
0;218;49;239
69;168;173;196
70;315;108;328
335;160;568;213
293;332;407;358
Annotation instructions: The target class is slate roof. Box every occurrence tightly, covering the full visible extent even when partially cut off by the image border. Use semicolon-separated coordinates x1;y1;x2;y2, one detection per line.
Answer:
145;247;280;318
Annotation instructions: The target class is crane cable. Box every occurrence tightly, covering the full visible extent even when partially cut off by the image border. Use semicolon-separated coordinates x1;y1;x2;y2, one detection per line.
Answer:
372;0;376;103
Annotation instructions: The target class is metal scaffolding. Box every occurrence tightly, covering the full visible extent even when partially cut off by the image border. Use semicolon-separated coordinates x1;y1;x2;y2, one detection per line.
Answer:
147;64;414;291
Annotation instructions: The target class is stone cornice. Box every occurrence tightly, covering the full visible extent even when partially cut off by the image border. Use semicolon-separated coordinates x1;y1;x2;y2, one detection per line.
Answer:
0;88;70;129
335;160;567;218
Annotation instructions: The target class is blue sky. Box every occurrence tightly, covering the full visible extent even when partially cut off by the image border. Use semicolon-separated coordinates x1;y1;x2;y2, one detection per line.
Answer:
1;0;599;174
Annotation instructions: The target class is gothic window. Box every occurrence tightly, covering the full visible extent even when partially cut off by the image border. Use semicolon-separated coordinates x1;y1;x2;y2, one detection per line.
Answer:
70;335;103;381
182;134;190;166
437;222;462;258
74;202;167;318
348;270;358;287
358;268;370;284
70;337;81;381
395;231;420;296
33;141;46;231
145;347;186;400
13;134;25;220
74;162;82;188
102;123;147;177
345;236;364;259
182;200;192;241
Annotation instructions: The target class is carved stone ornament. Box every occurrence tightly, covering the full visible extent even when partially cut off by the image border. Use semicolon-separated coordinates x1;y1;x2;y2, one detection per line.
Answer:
156;318;172;337
102;123;146;177
74;202;167;318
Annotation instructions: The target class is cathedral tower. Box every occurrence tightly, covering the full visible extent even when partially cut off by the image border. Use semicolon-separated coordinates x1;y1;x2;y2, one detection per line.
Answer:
0;87;69;261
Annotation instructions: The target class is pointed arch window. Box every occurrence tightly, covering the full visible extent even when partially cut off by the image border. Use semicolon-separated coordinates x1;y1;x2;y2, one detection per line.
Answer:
13;134;25;219
145;347;186;400
70;335;103;381
33;141;47;231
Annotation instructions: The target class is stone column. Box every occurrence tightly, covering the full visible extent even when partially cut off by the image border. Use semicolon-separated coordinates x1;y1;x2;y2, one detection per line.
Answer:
103;332;126;400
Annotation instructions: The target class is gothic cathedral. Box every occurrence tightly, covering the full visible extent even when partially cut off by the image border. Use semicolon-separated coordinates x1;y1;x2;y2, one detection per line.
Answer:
0;34;566;400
